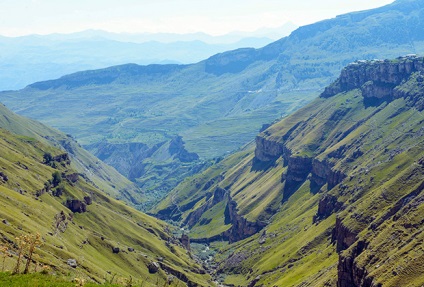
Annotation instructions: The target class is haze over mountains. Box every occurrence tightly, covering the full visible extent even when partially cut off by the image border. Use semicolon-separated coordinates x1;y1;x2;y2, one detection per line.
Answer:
0;0;423;286
1;0;423;207
0;23;297;91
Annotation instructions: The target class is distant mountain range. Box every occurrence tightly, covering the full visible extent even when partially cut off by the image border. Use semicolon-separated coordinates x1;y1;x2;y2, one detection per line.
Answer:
0;23;297;91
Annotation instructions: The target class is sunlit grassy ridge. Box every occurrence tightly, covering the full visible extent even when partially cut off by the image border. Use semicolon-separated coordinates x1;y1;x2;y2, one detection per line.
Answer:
156;59;424;286
1;1;424;212
0;126;213;286
0;103;143;206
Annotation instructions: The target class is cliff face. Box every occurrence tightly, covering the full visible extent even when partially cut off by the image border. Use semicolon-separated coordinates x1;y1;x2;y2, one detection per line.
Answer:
245;57;424;286
223;197;265;243
321;56;424;105
254;136;346;201
188;190;264;244
254;136;284;162
156;56;424;287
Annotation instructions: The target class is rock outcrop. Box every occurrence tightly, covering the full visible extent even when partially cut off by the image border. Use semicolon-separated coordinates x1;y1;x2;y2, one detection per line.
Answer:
313;194;343;223
189;192;265;244
332;218;378;287
180;234;191;251
0;172;8;182
148;262;159;274
65;173;79;183
65;199;87;213
332;217;358;253
67;259;77;268
255;135;346;200
311;159;346;192
337;241;378;287
223;198;265;243
283;155;312;200
321;56;424;104
254;136;284;162
169;136;199;163
184;187;227;227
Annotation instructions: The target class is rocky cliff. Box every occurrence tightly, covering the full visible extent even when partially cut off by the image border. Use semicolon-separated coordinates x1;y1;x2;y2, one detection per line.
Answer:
154;56;424;286
238;57;424;285
321;56;424;106
188;189;265;243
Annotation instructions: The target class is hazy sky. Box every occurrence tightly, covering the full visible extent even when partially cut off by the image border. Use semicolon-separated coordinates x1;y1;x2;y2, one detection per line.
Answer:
0;0;395;36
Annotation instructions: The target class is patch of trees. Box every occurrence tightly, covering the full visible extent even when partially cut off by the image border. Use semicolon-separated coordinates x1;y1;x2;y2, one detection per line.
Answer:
43;152;70;168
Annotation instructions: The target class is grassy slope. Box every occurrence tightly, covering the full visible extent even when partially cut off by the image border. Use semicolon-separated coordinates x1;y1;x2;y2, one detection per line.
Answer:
1;1;424;160
0;103;143;206
0;128;213;286
156;63;424;285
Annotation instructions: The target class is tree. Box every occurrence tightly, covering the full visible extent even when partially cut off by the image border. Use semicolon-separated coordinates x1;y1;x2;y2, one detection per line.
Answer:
52;171;62;187
43;152;53;164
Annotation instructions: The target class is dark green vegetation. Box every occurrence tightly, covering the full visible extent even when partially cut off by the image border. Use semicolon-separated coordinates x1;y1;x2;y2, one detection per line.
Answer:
0;104;213;286
2;0;424;207
155;57;424;286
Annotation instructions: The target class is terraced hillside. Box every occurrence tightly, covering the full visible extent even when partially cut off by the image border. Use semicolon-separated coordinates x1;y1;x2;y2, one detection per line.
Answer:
1;0;424;206
154;56;424;286
0;111;213;286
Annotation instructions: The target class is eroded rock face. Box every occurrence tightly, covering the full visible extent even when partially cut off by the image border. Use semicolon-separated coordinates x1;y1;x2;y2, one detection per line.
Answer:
321;57;424;102
314;194;342;222
189;193;265;244
337;241;379;287
332;217;358;253
184;187;228;228
180;234;191;251
311;159;346;192
254;136;284;162
255;135;346;201
223;198;265;243
332;218;377;287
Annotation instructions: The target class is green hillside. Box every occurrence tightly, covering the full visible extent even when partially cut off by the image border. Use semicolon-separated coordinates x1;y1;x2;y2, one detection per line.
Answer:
1;0;424;207
0;124;212;286
0;103;144;207
155;56;424;286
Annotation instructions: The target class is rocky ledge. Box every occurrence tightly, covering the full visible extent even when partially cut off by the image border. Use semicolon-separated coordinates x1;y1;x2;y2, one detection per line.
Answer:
321;56;424;105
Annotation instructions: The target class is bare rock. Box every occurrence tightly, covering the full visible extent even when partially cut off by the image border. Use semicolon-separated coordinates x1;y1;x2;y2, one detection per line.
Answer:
148;262;160;274
67;259;77;268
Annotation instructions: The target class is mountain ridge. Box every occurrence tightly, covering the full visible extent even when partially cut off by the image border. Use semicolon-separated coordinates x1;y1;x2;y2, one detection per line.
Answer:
154;56;424;286
2;0;424;209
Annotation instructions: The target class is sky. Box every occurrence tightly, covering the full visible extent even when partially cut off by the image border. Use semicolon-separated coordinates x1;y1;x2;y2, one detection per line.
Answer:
0;0;395;37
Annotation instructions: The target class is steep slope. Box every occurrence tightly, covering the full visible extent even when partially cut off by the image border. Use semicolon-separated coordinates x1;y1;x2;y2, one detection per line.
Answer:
2;0;424;204
0;102;145;207
2;0;423;154
155;56;424;286
0;127;212;286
